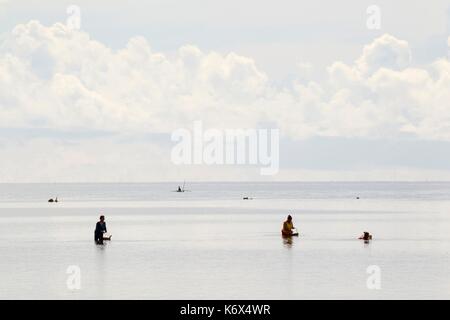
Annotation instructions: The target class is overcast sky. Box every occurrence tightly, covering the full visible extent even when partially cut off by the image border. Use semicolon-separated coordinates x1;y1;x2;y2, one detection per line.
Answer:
0;0;449;182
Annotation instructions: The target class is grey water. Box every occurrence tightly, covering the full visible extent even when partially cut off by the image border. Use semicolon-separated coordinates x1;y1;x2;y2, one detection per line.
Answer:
0;182;449;299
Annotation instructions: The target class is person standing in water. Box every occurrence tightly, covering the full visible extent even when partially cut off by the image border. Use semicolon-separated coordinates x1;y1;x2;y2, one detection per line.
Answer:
281;215;296;236
359;231;372;241
94;215;107;245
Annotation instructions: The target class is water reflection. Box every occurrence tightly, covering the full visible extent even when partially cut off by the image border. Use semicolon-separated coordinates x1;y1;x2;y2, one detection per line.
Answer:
94;242;107;296
282;235;295;248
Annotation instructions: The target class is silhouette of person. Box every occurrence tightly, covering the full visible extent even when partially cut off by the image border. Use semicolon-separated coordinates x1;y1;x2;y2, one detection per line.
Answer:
94;215;107;245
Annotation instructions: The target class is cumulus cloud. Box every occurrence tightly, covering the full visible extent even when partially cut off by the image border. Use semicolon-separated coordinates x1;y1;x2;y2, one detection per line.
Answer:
1;21;450;181
356;34;412;75
0;21;450;141
0;21;270;134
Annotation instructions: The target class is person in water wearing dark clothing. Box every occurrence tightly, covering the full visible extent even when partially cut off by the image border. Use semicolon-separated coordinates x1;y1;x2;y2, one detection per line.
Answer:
94;215;107;245
281;215;296;236
359;231;372;241
177;186;182;192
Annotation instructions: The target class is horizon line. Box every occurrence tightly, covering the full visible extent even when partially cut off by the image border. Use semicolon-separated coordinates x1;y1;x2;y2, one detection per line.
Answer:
1;180;450;184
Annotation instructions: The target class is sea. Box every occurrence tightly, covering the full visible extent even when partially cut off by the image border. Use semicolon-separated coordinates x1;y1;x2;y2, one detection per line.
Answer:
0;182;449;299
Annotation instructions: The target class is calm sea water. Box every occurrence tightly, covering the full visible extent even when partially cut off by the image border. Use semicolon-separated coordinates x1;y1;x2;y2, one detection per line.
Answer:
0;182;449;299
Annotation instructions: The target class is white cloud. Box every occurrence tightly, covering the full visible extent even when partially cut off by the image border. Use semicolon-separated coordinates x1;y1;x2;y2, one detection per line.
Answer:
356;34;412;75
0;21;273;134
0;20;449;153
1;21;449;143
1;24;450;182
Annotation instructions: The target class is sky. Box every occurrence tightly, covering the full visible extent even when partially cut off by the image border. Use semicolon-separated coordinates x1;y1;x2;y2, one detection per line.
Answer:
0;0;449;182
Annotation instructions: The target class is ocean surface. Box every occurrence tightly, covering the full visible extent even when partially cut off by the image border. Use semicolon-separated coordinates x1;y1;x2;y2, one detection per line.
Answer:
0;182;449;299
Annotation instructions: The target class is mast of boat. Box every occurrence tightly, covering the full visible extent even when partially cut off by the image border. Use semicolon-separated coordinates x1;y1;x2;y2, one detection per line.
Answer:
182;180;186;192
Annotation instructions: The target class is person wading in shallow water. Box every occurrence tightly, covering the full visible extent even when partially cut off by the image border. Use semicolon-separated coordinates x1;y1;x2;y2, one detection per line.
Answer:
359;231;373;241
94;215;107;245
281;215;296;236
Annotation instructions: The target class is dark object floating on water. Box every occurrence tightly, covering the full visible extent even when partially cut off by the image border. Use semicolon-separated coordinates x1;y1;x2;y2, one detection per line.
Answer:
359;231;372;241
356;196;360;199
283;232;299;237
243;197;253;200
175;181;188;192
48;197;58;203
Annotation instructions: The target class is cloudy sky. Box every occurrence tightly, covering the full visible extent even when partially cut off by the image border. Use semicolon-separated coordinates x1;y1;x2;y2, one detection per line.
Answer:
0;0;449;182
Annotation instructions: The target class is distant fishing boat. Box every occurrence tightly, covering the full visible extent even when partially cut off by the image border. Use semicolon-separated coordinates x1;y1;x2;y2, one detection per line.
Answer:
176;185;184;192
175;181;190;192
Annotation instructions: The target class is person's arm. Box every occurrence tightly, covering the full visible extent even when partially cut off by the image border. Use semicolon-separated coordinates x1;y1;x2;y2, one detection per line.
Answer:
104;223;107;233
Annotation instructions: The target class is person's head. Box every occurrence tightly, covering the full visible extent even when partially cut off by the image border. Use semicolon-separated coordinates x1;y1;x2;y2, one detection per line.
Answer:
287;215;292;222
100;215;105;222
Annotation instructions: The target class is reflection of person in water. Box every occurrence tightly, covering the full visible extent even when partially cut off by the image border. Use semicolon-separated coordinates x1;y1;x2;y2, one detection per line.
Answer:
281;215;295;236
94;215;107;245
283;236;294;247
